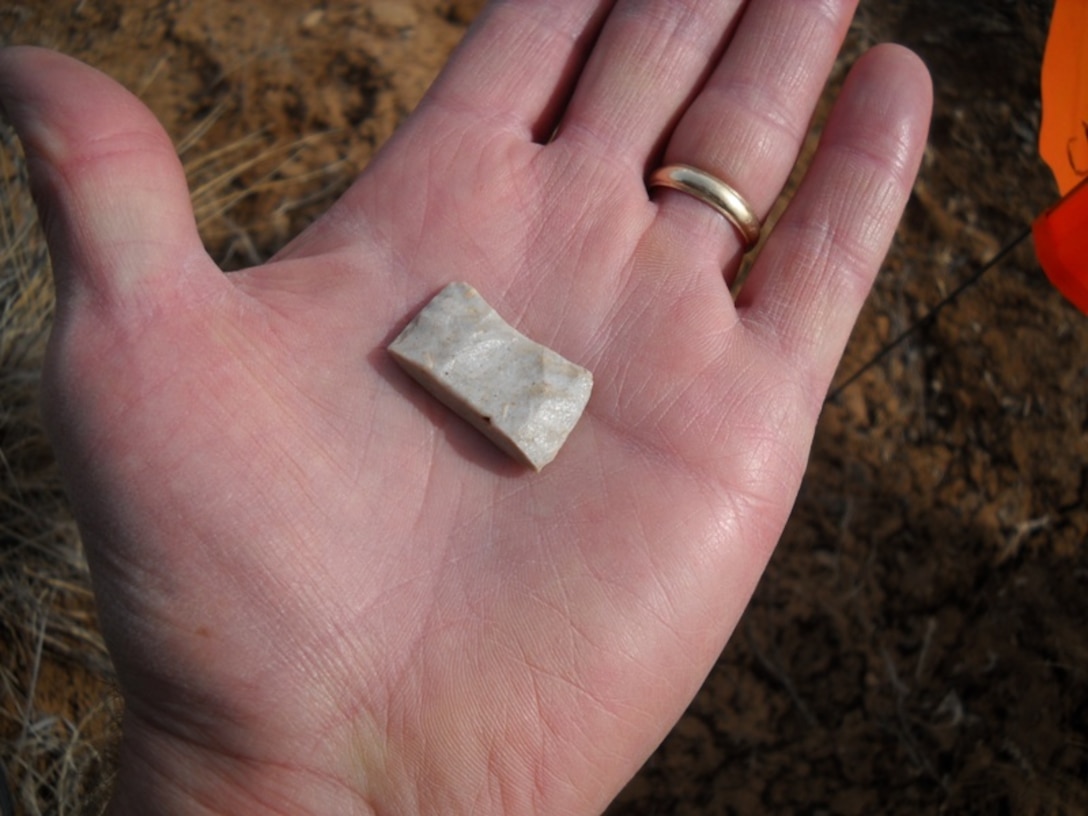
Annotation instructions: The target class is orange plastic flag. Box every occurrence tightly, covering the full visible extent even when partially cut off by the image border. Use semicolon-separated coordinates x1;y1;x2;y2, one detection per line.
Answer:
1033;176;1088;313
1038;0;1088;195
1034;0;1088;313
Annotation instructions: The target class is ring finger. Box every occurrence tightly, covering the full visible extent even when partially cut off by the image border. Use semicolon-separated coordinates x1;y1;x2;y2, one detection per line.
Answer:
648;0;859;280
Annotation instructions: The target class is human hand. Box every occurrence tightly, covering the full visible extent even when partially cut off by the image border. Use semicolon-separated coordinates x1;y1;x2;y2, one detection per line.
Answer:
0;1;931;812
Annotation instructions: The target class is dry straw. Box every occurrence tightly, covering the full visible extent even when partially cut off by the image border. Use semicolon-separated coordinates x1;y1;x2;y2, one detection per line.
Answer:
0;106;344;815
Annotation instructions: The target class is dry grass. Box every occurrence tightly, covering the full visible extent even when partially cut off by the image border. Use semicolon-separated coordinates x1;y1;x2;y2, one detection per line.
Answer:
0;107;343;815
0;120;115;816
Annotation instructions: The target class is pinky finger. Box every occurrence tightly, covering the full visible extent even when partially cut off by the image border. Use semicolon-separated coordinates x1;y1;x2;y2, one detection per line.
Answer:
737;44;932;399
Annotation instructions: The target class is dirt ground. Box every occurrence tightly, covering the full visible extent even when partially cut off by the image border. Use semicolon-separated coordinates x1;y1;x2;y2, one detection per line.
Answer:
2;0;1086;813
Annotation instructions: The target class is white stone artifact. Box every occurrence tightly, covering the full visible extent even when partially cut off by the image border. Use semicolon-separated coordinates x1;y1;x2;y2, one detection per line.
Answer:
388;282;593;470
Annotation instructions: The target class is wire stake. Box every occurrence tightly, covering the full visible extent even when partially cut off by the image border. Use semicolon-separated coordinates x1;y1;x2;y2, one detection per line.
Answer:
827;225;1034;402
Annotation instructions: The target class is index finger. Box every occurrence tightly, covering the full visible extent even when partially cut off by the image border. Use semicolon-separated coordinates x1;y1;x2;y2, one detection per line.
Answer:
423;0;611;141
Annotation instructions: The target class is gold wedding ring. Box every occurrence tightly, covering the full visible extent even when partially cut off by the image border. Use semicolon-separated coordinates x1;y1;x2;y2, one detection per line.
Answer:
648;164;762;251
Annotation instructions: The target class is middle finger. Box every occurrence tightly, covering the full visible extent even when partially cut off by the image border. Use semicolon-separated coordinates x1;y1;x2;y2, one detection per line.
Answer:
553;0;745;170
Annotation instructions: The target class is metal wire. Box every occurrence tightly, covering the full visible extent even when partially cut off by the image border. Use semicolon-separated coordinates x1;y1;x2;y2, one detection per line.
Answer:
826;225;1035;402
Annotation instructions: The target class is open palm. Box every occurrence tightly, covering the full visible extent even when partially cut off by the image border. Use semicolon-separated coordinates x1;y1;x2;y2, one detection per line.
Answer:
1;1;930;812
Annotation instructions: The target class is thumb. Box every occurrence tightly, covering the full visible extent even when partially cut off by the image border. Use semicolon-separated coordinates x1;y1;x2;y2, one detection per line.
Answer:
0;46;213;313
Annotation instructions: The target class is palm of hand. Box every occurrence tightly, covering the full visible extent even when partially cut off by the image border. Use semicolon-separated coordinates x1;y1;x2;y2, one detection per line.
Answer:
2;3;930;812
73;109;777;814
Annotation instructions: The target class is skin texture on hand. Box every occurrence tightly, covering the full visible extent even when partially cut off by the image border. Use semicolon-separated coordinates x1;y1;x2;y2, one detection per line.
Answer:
0;1;932;813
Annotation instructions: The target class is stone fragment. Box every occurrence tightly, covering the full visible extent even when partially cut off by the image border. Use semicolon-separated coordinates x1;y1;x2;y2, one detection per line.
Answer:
389;282;593;470
369;1;419;30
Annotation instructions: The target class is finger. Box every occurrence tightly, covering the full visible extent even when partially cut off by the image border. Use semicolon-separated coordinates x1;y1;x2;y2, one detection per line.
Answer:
421;0;613;142
0;46;213;312
649;0;859;274
554;0;744;167
738;45;932;401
